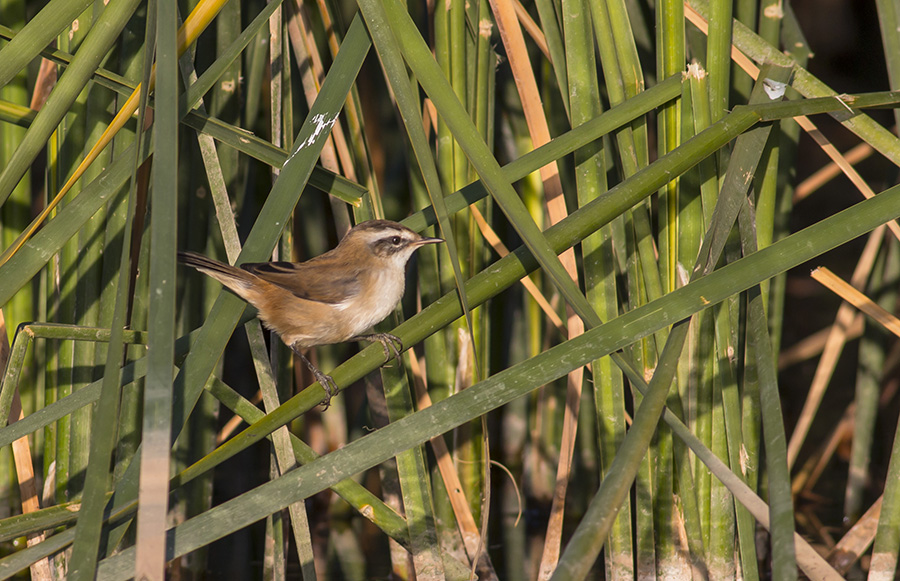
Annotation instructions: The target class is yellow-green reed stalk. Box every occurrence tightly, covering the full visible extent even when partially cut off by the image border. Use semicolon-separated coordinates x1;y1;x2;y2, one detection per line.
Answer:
52;4;93;505
677;67;722;575
578;0;641;576
655;0;686;574
0;0;32;519
432;0;489;526
731;0;757;101
705;0;732;124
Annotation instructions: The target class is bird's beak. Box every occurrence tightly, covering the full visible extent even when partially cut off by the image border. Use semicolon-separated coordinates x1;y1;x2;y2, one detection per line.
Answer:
415;236;443;246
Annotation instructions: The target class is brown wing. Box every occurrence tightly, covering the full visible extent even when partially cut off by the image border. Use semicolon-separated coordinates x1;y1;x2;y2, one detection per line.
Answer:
240;260;361;304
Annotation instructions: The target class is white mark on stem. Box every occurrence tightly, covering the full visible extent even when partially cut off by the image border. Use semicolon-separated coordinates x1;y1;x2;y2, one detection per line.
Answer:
284;113;338;167
763;78;787;100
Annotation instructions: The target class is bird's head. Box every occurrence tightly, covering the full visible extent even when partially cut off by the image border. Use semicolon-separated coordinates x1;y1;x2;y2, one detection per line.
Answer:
340;220;442;267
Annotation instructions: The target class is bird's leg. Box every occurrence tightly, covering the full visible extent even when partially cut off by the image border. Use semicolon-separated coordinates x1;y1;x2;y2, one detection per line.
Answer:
353;332;403;363
292;347;339;409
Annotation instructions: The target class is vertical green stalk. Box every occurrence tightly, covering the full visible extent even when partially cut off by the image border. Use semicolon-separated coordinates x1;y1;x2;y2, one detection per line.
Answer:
375;0;482;526
0;0;32;516
714;299;757;579
738;201;796;580
731;0;757;101
754;135;779;276
68;2;155;572
765;3;807;357
247;320;315;580
876;0;900;128
532;0;569;116
654;0;684;574
428;0;457;408
694;63;755;579
593;0;657;301
676;72;717;572
121;222;149;484
243;29;267;133
757;0;781;46
720;66;791;578
656;0;683;296
448;0;467;190
866;21;900;568
499;275;531;580
605;0;645;102
552;319;692;581
590;5;662;569
452;0;487;526
627;278;658;576
171;9;215;576
72;38;118;508
274;13;296;574
174;136;218;570
212;0;241;198
107;11;143;489
706;352;736;578
55;2;92;506
0;0;31;372
382;357;444;577
869;350;900;578
470;0;494;382
565;0;633;577
753;0;783;316
43;78;63;516
846;242;896;521
133;0;178;574
100;0;158;556
705;0;732;122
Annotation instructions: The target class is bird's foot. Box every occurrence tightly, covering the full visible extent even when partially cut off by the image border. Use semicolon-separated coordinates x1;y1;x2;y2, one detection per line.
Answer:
312;369;340;409
354;332;403;363
294;350;340;409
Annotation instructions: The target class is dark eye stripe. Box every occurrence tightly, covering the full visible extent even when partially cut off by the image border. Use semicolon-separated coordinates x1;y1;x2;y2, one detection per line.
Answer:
372;236;409;256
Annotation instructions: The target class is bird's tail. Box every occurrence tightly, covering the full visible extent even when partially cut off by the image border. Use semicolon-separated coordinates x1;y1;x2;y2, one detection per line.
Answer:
178;251;256;295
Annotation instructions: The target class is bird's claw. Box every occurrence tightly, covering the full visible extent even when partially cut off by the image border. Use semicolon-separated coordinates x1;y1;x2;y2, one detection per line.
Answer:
295;349;340;409
303;361;339;408
354;333;403;363
315;372;340;409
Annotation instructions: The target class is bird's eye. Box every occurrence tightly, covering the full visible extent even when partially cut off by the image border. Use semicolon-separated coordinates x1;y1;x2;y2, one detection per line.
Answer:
390;236;402;245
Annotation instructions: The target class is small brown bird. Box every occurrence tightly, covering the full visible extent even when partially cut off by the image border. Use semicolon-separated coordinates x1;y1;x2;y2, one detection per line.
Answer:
179;219;442;406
